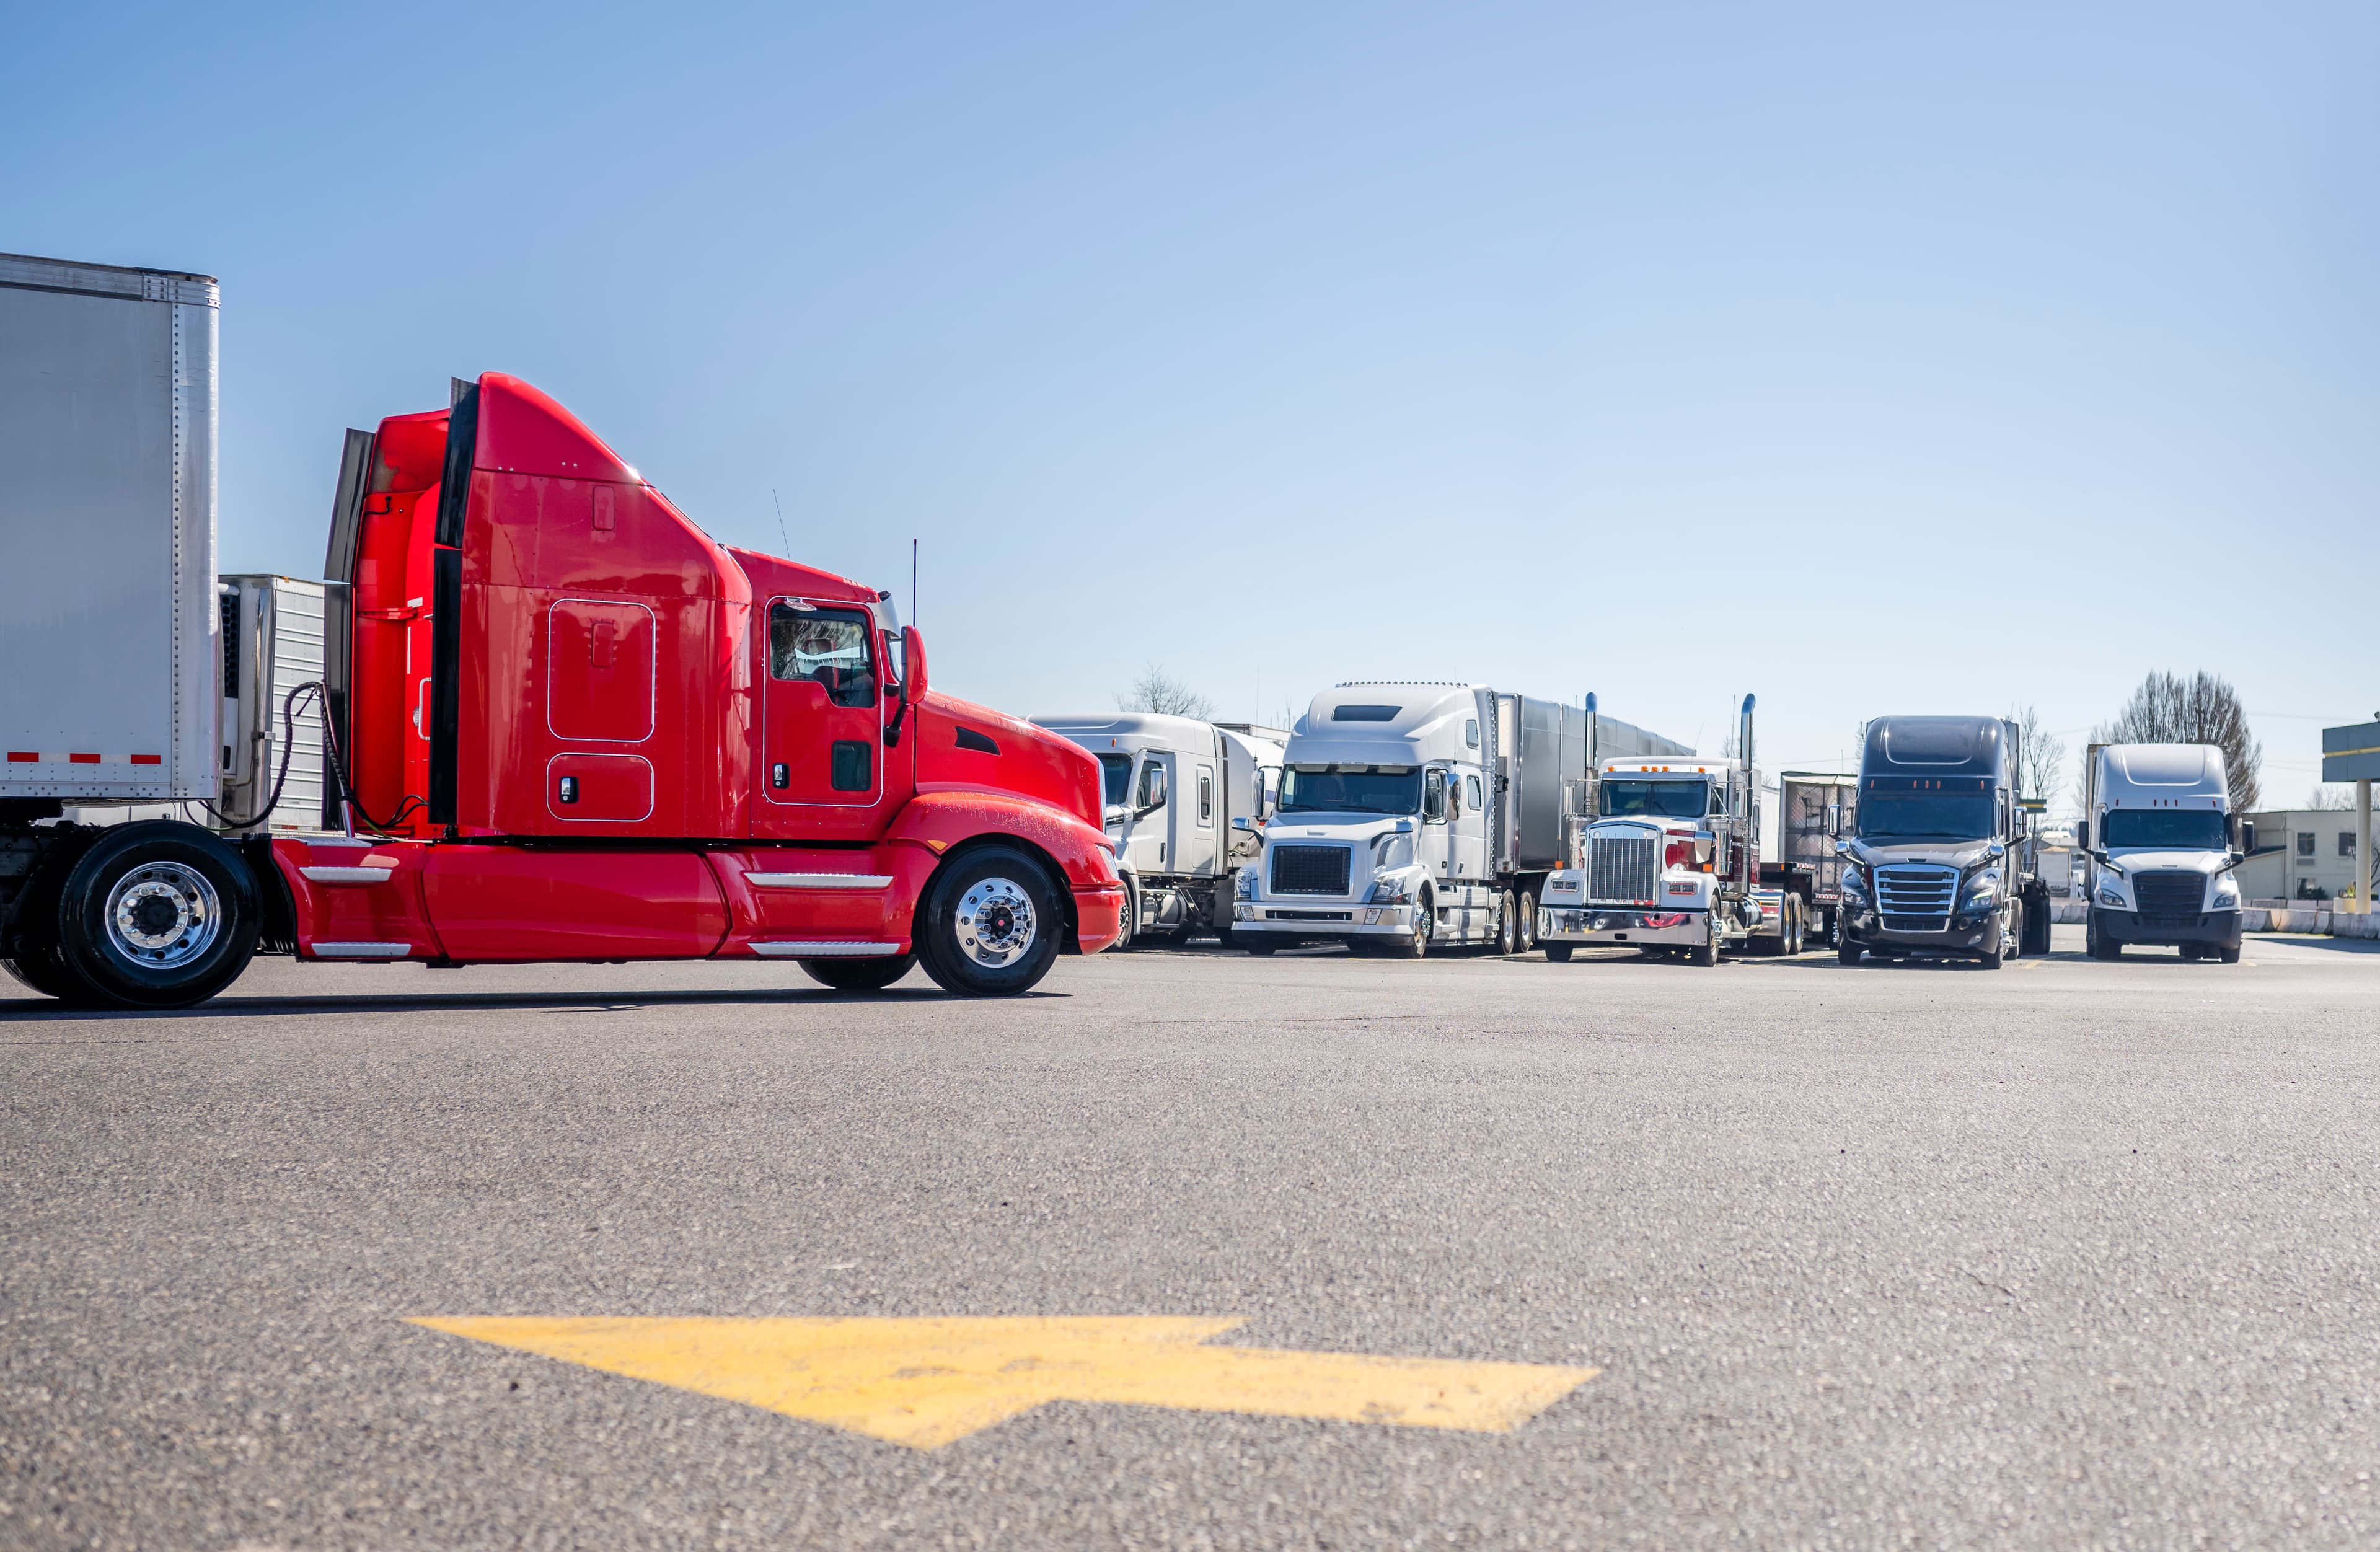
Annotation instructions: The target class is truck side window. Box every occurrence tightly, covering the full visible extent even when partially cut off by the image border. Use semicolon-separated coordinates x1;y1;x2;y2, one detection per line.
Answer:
1098;754;1132;806
1197;767;1214;826
1465;774;1482;814
770;604;876;708
1424;769;1447;822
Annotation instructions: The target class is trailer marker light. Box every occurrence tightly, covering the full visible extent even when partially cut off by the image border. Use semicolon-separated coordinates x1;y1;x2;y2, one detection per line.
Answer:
6;752;34;763
69;752;101;764
131;754;161;765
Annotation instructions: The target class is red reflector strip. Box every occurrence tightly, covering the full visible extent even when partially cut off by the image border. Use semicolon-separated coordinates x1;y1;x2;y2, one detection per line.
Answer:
130;754;162;765
69;752;103;764
6;752;35;762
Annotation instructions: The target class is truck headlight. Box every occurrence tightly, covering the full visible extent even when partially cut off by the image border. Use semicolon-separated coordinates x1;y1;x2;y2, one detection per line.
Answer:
1958;866;2000;915
2096;876;2128;908
2211;875;2239;909
1235;866;1257;900
1368;872;1413;904
1840;865;1866;902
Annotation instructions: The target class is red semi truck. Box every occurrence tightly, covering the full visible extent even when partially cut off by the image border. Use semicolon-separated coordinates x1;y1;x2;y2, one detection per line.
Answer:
0;343;1123;1006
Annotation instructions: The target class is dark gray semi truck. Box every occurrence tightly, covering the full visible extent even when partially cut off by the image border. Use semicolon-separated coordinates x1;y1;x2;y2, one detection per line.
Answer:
1835;715;2054;968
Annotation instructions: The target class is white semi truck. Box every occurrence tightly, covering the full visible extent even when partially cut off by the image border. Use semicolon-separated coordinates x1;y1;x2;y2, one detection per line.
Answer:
1535;695;1820;965
1232;684;1686;956
2078;743;2246;963
1030;713;1287;947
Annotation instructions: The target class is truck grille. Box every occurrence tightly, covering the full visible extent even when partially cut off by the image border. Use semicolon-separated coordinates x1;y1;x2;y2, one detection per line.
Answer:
2131;870;2205;916
1875;864;1955;932
1589;831;1660;905
1269;844;1351;896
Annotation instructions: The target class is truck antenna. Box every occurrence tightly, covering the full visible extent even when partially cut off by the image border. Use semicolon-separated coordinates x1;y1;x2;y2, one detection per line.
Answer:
912;537;919;625
771;490;792;558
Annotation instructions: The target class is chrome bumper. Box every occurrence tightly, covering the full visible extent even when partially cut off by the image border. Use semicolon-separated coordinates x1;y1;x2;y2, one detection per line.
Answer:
1537;906;1709;946
1236;901;1416;935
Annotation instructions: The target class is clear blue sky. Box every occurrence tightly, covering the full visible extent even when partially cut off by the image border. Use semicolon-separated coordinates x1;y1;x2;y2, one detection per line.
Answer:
7;2;2374;808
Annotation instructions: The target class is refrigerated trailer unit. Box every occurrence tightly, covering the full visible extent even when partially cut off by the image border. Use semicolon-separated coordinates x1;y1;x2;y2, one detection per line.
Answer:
2;309;1124;1007
216;575;330;832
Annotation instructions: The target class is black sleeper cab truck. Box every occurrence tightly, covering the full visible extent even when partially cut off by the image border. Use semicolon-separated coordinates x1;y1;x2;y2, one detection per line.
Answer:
1835;715;2053;969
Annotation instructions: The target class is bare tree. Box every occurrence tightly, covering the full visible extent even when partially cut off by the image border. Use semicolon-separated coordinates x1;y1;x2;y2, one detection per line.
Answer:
2093;671;2262;811
1116;663;1215;720
2306;785;2356;811
2011;705;2065;808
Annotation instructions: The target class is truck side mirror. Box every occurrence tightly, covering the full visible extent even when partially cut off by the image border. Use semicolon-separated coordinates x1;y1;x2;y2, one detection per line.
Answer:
1232;816;1254;832
1137;765;1167;816
2239;820;2254;852
901;626;927;705
2076;818;2089;849
1423;769;1447;822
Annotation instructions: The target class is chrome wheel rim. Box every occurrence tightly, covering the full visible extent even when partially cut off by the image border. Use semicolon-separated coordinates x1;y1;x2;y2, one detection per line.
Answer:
956;876;1036;968
106;861;221;970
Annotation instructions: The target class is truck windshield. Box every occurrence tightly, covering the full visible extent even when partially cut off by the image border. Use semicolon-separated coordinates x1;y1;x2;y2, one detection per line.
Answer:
1098;754;1132;806
1279;768;1421;815
1857;793;1994;843
1602;780;1709;819
2104;809;2226;850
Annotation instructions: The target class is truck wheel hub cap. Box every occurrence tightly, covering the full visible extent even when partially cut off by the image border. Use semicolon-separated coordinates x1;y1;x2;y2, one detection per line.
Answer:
956;878;1035;967
107;863;221;968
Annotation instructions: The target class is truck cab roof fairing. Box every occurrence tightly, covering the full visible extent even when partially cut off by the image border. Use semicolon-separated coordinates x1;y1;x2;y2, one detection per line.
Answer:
1864;716;2009;781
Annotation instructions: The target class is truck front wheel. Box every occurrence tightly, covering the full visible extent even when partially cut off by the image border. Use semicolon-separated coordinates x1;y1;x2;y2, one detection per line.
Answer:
1495;890;1517;955
55;822;260;1010
914;846;1064;997
801;955;917;992
1690;930;1718;968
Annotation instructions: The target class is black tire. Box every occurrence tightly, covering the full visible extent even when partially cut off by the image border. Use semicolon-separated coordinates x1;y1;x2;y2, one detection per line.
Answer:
1516;889;1537;953
2218;944;2242;964
2021;893;2053;956
1495;889;1517;955
913;845;1064;997
1244;939;1278;956
53;822;260;1010
2;940;99;1004
2006;900;2024;961
1838;935;1861;966
2087;909;2122;960
2177;943;2203;961
1544;941;1573;963
1979;938;2004;969
800;954;917;991
1406;895;1433;959
1690;931;1718;968
1112;880;1138;952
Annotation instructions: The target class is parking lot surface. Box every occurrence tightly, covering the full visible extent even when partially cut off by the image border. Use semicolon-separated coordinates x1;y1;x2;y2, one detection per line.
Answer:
6;927;2380;1548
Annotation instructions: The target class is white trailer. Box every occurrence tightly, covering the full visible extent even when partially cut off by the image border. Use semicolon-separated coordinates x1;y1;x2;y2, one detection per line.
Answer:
1232;683;1688;957
0;254;309;1008
1030;713;1286;946
1;253;220;810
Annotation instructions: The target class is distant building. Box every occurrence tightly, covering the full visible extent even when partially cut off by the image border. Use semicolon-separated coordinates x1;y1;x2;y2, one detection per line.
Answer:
2237;809;2373;903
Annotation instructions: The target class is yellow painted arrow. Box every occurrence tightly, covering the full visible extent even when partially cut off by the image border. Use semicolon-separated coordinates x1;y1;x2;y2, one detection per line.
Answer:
409;1315;1596;1449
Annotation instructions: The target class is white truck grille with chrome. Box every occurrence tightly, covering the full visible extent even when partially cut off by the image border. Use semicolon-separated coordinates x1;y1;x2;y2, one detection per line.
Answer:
1588;830;1660;906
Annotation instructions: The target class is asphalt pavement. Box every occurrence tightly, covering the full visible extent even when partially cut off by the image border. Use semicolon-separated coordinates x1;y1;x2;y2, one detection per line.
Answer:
6;925;2380;1549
